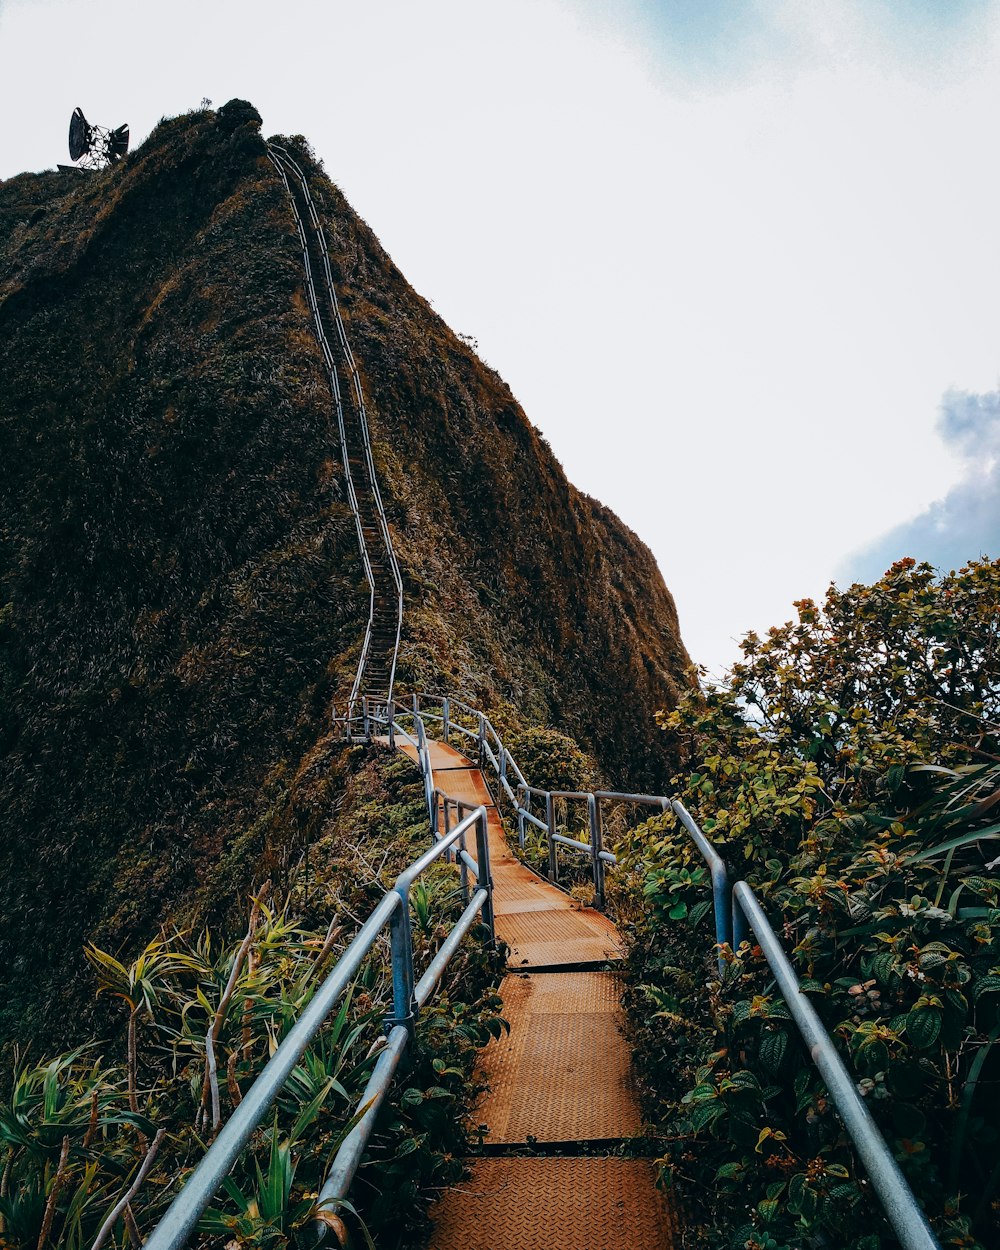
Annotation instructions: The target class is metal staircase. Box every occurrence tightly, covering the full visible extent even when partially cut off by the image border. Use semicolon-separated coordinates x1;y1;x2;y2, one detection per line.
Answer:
267;144;403;720
144;692;939;1250
139;152;939;1250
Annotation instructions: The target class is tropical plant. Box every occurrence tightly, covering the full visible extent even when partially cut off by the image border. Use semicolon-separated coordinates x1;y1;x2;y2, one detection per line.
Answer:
615;558;1000;1250
0;854;505;1250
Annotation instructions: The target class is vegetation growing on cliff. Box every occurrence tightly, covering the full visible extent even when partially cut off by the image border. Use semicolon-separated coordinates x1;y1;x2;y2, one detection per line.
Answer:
616;558;1000;1250
0;100;690;1052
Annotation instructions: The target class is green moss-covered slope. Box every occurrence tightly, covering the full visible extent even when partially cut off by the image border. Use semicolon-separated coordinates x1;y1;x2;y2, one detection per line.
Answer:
0;101;690;1047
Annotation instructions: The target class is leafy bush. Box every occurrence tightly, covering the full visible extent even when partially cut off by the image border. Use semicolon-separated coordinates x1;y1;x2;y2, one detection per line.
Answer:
615;558;1000;1250
0;887;504;1250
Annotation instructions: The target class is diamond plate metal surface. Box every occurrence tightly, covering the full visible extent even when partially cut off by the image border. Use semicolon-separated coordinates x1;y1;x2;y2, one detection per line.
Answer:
390;736;673;1242
498;907;623;967
477;973;642;1142
418;741;623;963
427;1157;678;1250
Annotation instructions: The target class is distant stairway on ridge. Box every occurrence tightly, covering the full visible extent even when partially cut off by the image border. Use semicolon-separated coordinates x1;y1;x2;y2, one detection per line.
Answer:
268;143;403;717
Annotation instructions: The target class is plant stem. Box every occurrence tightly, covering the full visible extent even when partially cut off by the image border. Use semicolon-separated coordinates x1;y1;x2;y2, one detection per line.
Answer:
90;1128;166;1250
37;1135;70;1250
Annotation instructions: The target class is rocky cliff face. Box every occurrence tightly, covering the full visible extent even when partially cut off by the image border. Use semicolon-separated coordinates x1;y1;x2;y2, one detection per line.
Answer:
0;100;690;1044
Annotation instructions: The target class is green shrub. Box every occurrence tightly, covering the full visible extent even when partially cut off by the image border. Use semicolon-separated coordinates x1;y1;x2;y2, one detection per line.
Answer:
617;558;1000;1250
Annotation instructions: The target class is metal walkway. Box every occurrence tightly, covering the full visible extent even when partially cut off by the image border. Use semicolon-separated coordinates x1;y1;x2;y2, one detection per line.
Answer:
400;740;678;1250
397;740;621;968
144;692;940;1250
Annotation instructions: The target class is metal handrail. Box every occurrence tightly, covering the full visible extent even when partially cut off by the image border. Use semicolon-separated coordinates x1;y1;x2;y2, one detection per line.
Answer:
144;805;494;1250
269;145;403;723
410;691;667;917
733;885;938;1250
368;691;941;1250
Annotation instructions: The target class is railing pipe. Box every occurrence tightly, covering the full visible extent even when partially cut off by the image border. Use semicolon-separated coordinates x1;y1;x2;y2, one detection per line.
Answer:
459;826;470;903
518;808;548;834
589;795;606;908
415;888;489;1006
474;809;496;939
672;799;733;958
593;791;670;807
732;884;940;1250
314;1024;409;1230
545;791;558;884
143;890;401;1250
504;751;528;790
396;809;483;893
552;832;591;853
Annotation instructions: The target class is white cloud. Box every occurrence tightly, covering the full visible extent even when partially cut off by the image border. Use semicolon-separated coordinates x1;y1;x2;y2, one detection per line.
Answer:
842;386;1000;581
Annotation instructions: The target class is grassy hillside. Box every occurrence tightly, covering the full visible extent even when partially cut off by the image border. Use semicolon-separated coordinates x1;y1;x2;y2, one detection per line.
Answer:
0;101;690;1048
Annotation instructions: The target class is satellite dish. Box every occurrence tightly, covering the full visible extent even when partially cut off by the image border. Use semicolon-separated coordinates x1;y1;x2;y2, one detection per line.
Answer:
68;107;90;161
67;107;130;169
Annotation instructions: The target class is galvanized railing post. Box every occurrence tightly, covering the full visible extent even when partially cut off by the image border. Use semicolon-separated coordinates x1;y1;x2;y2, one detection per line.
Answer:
442;697;450;745
477;713;486;769
545;791;558;883
387;699;395;751
387;886;417;1036
442;795;453;861
589;795;606;910
414;715;437;835
363;696;371;741
459;825;470;905
732;896;750;952
518;786;527;850
474;809;495;940
671;799;733;971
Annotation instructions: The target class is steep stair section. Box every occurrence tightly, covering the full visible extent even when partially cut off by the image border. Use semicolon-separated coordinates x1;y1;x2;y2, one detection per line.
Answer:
268;145;402;713
394;738;678;1250
396;740;621;966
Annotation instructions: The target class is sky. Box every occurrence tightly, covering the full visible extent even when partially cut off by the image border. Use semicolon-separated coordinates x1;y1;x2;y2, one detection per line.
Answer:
1;0;999;676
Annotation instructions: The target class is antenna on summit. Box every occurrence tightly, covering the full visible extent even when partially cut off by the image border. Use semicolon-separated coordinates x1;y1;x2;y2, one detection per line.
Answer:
66;107;129;170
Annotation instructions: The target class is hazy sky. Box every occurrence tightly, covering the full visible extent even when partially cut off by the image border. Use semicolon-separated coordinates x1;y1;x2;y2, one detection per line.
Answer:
2;0;999;675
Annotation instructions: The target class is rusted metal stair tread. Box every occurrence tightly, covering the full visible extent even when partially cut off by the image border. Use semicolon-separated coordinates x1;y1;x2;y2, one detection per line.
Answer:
476;973;642;1143
490;864;577;916
498;908;622;968
426;1157;678;1250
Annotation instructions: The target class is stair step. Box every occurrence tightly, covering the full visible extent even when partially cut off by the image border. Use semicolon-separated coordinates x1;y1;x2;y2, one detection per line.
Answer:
426;1158;677;1250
